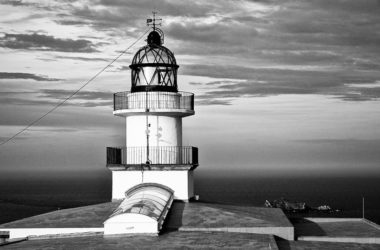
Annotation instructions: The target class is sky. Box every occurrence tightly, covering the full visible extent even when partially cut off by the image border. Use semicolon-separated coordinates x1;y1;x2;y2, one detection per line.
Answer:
0;0;380;177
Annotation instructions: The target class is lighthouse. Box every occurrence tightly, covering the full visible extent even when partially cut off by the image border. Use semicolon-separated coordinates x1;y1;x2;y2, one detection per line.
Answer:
106;15;198;202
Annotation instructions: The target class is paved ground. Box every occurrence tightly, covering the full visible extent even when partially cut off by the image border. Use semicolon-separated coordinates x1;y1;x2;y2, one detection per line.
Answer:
166;201;292;229
0;202;119;228
1;232;278;250
291;218;380;237
276;238;380;250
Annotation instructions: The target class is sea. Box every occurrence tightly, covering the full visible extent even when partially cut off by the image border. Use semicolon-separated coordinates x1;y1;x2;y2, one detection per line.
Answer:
0;170;379;225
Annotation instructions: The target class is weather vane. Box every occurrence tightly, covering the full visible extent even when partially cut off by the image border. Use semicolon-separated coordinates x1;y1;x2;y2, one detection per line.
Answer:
146;11;162;31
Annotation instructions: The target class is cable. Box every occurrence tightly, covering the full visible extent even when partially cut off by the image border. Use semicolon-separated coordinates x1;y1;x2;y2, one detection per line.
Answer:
0;28;150;146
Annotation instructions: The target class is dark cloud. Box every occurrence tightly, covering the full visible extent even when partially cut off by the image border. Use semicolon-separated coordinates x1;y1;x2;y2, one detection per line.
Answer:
334;86;380;101
0;89;113;107
0;72;60;81
0;0;25;6
268;1;380;49
98;0;213;17
182;64;380;103
40;89;112;102
0;33;97;52
166;21;258;45
118;66;130;71
54;0;235;36
195;98;232;106
55;19;90;26
188;82;202;85
54;56;108;62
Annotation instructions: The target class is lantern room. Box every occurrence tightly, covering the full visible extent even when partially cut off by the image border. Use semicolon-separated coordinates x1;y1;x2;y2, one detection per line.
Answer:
129;29;179;93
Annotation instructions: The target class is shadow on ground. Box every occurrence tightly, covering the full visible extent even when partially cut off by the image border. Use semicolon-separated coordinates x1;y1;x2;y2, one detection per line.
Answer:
290;217;326;237
161;201;186;234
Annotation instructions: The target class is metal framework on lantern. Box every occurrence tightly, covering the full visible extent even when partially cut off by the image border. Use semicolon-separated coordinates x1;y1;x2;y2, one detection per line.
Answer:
130;45;178;92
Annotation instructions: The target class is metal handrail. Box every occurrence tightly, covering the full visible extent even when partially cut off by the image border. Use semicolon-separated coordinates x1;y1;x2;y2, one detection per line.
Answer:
113;91;194;111
107;146;198;166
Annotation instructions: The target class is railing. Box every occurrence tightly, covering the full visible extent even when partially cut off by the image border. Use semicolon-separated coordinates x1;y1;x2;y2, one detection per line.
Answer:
113;91;194;111
107;146;198;166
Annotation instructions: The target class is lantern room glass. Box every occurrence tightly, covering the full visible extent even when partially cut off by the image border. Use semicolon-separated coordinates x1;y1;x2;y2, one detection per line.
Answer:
130;45;178;92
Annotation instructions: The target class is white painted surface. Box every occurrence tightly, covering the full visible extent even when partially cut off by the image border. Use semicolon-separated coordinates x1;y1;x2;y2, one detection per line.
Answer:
126;115;182;147
104;214;158;235
5;228;103;239
112;171;194;201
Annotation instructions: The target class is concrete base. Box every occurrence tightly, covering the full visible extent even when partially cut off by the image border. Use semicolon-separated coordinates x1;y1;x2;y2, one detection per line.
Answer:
111;170;194;200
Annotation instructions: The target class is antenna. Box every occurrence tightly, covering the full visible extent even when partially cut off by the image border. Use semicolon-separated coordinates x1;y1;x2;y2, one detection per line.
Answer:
362;196;365;219
147;11;162;31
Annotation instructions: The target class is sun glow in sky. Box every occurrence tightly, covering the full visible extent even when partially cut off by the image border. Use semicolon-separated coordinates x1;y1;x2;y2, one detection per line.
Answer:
1;0;380;176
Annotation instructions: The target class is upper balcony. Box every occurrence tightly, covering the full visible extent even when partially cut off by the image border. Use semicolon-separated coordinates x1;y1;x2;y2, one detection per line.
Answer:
113;91;194;117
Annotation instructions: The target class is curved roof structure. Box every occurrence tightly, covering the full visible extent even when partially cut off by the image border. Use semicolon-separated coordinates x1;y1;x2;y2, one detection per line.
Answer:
104;183;174;234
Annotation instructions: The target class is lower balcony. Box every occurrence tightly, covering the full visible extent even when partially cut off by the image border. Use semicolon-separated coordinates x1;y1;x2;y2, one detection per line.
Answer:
106;146;198;170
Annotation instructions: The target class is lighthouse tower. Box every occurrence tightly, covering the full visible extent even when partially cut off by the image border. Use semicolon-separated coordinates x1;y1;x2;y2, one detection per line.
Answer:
106;17;198;202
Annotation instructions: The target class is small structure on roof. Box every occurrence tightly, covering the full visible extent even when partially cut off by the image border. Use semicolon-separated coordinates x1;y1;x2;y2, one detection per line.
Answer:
104;183;174;235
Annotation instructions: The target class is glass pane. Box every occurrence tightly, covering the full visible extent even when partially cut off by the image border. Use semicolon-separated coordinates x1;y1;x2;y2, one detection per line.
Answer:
109;183;174;221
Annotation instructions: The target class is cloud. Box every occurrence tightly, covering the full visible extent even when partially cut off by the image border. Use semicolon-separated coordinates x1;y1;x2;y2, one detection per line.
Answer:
182;64;380;103
40;89;112;102
0;0;26;6
98;0;214;17
118;66;130;71
195;96;232;106
54;56;108;62
189;82;202;85
0;72;60;81
0;33;97;52
1;1;380;104
66;0;217;30
166;21;258;45
0;89;113;107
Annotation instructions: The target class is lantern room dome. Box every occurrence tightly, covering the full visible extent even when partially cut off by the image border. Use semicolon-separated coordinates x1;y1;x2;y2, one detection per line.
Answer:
129;29;179;92
131;44;177;66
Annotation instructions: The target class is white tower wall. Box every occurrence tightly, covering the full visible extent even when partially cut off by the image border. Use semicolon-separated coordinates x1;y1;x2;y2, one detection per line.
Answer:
126;115;182;147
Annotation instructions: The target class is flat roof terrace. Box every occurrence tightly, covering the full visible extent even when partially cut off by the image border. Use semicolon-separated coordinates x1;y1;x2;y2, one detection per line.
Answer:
292;217;380;244
0;202;119;228
0;201;294;240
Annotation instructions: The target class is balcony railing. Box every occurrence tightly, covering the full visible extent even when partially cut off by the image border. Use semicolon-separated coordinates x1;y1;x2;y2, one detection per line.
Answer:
107;146;198;166
113;91;194;111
